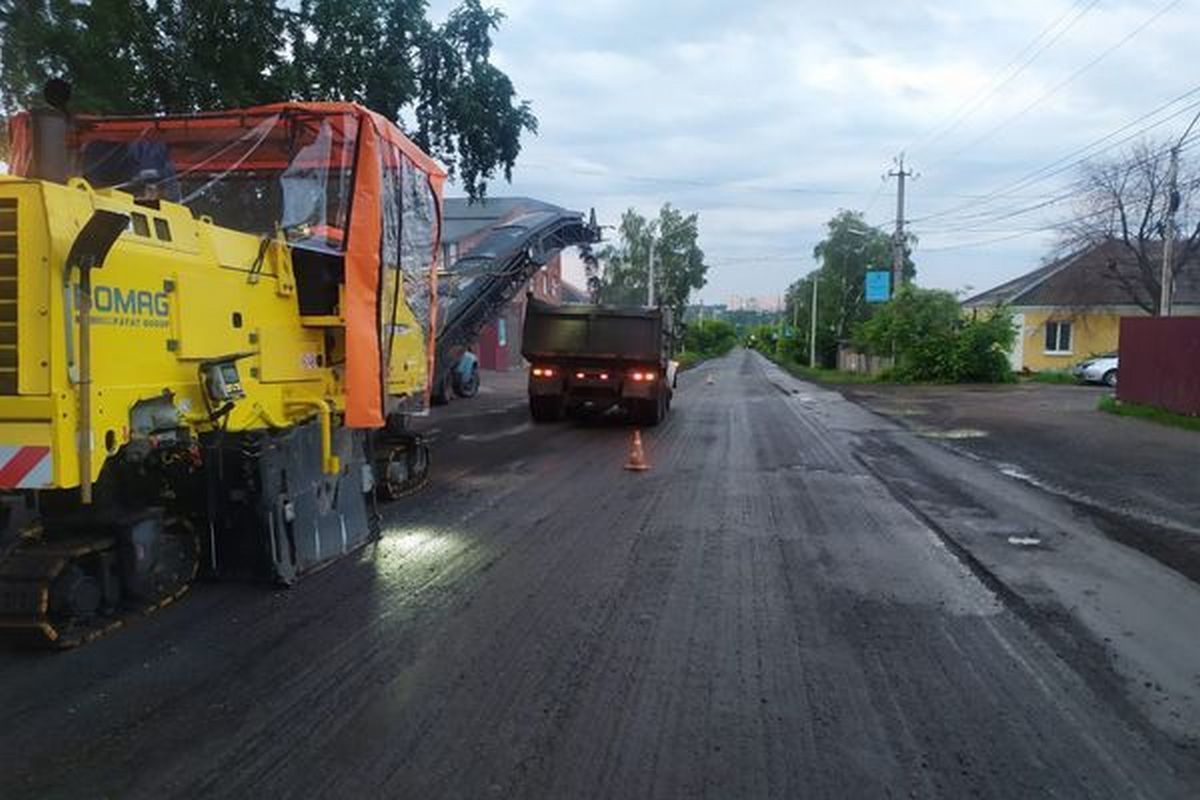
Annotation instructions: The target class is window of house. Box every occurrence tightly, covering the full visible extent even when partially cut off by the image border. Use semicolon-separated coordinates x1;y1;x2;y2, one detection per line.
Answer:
1044;320;1072;353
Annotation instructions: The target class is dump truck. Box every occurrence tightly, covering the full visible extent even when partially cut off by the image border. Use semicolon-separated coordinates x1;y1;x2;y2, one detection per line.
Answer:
522;298;676;425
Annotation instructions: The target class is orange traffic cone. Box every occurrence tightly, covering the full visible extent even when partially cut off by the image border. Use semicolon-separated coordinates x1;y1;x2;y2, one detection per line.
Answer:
624;429;650;471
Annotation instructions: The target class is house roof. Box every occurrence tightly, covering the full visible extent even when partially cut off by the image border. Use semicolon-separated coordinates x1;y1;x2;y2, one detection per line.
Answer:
442;196;565;244
963;239;1200;309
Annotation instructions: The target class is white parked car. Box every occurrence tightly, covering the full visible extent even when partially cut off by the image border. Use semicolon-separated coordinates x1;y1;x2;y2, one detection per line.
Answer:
1072;353;1118;387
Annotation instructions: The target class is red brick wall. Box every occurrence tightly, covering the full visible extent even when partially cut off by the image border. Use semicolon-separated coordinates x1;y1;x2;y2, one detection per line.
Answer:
478;253;561;370
1117;317;1200;415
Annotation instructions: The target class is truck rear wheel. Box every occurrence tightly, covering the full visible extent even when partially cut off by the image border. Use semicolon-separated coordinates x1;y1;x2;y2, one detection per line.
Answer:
636;394;664;427
530;396;564;423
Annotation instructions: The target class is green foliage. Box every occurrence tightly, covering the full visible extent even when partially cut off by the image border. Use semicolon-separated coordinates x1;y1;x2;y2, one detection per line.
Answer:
1027;370;1078;384
720;308;780;335
598;204;709;326
1098;395;1200;431
785;210;905;367
676;319;737;368
683;318;737;357
774;333;803;364
855;287;1015;383
743;324;779;353
0;0;535;197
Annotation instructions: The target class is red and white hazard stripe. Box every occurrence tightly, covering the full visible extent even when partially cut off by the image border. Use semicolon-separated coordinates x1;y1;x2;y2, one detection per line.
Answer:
0;446;52;489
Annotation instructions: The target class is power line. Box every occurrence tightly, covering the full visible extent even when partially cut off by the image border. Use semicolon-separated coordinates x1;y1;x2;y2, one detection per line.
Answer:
918;229;1053;252
516;161;1058;201
928;128;1200;232
915;133;1200;250
912;88;1200;226
940;0;1183;162
908;0;1099;158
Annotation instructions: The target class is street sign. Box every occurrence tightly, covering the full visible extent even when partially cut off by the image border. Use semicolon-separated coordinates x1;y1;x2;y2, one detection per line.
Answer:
865;270;891;303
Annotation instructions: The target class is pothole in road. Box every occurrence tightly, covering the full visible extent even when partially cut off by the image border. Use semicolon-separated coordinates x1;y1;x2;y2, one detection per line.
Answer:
919;428;988;439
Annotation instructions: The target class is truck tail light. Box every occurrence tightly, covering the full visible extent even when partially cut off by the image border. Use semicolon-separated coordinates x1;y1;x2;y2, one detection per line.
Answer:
575;372;586;379
600;373;609;381
532;367;555;378
630;371;656;382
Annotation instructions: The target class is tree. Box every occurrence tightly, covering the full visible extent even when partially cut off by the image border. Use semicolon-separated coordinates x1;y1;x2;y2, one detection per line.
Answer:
598;204;709;325
783;211;902;366
0;0;536;197
682;318;736;358
1058;140;1200;314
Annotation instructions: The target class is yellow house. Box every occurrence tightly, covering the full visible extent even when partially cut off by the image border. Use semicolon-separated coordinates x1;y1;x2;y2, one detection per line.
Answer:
963;241;1200;373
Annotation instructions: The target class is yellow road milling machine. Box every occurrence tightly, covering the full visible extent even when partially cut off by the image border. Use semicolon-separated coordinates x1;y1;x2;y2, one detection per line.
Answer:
0;97;450;647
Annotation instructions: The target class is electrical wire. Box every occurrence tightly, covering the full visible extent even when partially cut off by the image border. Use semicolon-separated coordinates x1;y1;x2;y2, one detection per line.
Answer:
915;136;1200;250
918;229;1054;252
912;92;1200;226
515;161;1056;201
939;0;1183;163
907;0;1100;158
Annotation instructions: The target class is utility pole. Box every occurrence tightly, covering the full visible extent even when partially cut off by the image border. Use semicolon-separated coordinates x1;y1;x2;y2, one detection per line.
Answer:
809;278;818;367
647;236;656;307
1161;146;1178;316
888;153;914;297
1160;108;1200;316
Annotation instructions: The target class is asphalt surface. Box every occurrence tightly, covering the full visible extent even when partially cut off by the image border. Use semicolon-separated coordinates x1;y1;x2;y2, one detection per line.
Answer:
838;381;1200;536
1;349;1197;799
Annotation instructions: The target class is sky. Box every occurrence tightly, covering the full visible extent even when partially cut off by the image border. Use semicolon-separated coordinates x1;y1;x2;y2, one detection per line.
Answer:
441;0;1197;306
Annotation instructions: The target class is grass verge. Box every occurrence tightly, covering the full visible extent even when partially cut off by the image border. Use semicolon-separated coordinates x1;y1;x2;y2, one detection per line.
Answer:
772;358;883;384
1026;370;1077;385
1098;395;1200;432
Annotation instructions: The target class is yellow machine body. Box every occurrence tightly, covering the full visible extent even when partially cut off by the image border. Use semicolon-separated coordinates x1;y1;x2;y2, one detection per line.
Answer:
0;175;430;490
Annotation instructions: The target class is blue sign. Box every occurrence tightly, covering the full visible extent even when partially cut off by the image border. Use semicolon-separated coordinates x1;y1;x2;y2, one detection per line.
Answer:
865;270;891;303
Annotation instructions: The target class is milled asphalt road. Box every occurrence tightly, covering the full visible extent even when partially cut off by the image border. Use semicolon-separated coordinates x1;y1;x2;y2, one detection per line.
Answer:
1;348;1197;798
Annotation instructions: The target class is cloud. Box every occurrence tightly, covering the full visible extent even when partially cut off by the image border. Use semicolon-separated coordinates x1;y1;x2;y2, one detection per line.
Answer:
432;0;1200;301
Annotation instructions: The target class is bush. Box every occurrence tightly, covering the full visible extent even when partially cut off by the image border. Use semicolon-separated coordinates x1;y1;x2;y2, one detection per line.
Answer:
854;286;1014;383
684;319;737;355
952;310;1015;382
775;334;804;364
678;319;738;366
742;324;779;353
